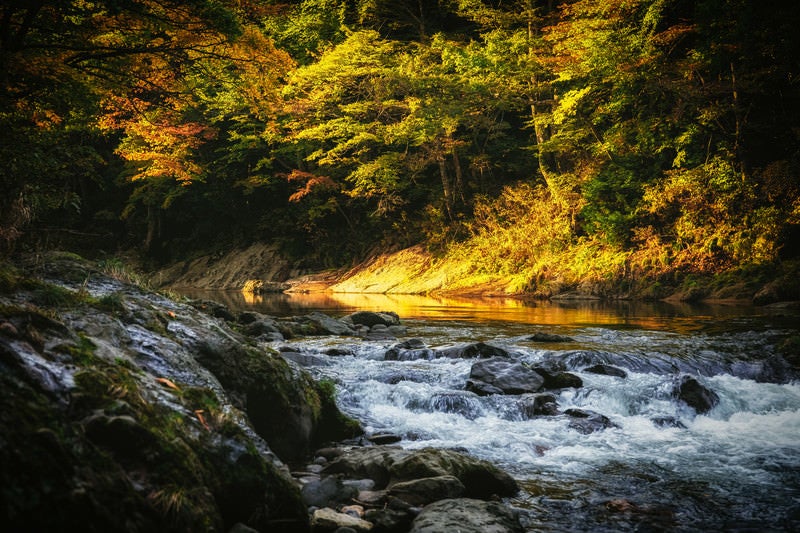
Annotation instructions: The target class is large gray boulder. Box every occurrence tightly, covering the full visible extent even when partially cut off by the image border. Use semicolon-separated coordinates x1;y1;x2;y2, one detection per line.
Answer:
467;358;544;395
437;342;510;359
322;446;519;498
409;498;524;533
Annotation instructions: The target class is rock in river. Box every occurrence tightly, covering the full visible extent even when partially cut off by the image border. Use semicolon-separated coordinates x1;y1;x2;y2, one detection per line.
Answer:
466;357;544;395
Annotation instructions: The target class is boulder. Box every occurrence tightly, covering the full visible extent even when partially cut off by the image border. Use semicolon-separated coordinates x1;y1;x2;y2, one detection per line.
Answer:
301;475;359;508
388;475;465;506
385;339;435;361
584;364;627;378
438;342;510;359
467;358;544;395
565;408;618;434
281;351;332;367
310;507;373;532
322;446;518;498
364;508;415;533
409;498;524;533
517;393;559;418
390;449;518;499
345;311;401;328
306;312;356;336
428;391;484;420
673;375;719;414
531;366;583;389
526;332;574;343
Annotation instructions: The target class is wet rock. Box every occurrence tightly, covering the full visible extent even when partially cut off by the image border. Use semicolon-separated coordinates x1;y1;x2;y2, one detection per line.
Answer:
306;312;356;336
438;342;510;359
322;446;408;488
363;325;397;341
518;393;559;418
385;339;435;361
237;310;264;324
322;446;518;498
390;449;518;499
531;366;583;389
467;358;544;395
345;311;401;328
388;475;465;506
428;391;484;419
281;351;332;367
342;504;365;518
526;332;574;343
565;408;619;434
242;317;282;337
301;476;359;508
651;416;686;429
584;364;627;378
311;507;373;532
409;498;524;533
324;347;354;356
368;432;403;445
673;375;719;414
465;380;505;396
364;508;415;533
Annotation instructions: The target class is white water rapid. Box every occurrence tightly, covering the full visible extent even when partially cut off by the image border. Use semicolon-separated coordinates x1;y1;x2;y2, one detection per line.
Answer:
280;315;800;531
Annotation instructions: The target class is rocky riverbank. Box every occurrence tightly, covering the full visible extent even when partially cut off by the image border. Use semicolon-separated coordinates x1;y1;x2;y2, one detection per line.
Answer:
0;252;528;532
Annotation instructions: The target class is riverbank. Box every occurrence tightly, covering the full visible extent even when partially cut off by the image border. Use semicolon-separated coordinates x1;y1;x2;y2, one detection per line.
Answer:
0;252;532;532
153;243;800;306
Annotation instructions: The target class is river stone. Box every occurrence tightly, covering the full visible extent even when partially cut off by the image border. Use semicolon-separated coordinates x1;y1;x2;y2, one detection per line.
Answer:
301;475;359;508
307;312;356;336
428;391;484;419
311;507;373;532
673;375;719;414
281;351;332;367
409;498;524;533
518;393;559;418
385;339;435;361
438;342;510;359
346;311;401;327
526;332;575;343
467;358;544;395
322;446;518;498
531;366;583;389
390;449;518;499
584;364;628;378
565;408;619;434
322;446;409;488
364;508;415;533
388;475;465;506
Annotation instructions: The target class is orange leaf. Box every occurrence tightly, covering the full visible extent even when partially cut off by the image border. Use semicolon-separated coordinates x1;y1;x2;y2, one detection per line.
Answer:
155;377;180;391
194;409;210;431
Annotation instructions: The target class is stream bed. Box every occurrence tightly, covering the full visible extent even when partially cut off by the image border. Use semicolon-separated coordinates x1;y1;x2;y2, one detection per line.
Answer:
191;291;800;531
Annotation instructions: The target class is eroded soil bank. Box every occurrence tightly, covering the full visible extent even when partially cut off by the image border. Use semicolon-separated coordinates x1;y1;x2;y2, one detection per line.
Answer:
154;243;800;305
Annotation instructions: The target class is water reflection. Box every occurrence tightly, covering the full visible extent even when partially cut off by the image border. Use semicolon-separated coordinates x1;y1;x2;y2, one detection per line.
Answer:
178;289;790;333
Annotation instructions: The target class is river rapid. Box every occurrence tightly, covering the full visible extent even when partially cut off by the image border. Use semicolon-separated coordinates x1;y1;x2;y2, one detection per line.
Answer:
191;291;800;531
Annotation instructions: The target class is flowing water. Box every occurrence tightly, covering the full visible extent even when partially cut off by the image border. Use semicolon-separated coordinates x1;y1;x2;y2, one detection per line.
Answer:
189;290;800;531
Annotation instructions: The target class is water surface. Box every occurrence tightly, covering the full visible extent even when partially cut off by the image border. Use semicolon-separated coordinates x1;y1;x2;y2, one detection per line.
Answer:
188;290;800;531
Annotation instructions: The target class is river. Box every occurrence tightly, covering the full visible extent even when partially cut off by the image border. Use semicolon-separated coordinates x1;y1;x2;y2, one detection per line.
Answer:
188;290;800;531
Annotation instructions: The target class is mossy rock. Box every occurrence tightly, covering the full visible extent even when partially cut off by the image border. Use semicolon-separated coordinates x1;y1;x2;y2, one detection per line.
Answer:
194;338;361;461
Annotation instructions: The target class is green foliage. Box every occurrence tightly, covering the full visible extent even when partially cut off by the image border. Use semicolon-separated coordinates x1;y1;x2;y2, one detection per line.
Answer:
3;0;799;287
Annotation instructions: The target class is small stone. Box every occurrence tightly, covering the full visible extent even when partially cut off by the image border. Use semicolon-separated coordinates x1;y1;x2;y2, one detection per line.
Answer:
311;507;373;532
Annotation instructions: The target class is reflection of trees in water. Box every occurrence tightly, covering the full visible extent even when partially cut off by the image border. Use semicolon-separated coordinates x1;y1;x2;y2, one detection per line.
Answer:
174;289;770;332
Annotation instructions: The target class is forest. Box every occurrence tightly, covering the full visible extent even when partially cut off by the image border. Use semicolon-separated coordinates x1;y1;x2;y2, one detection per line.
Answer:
2;0;799;296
